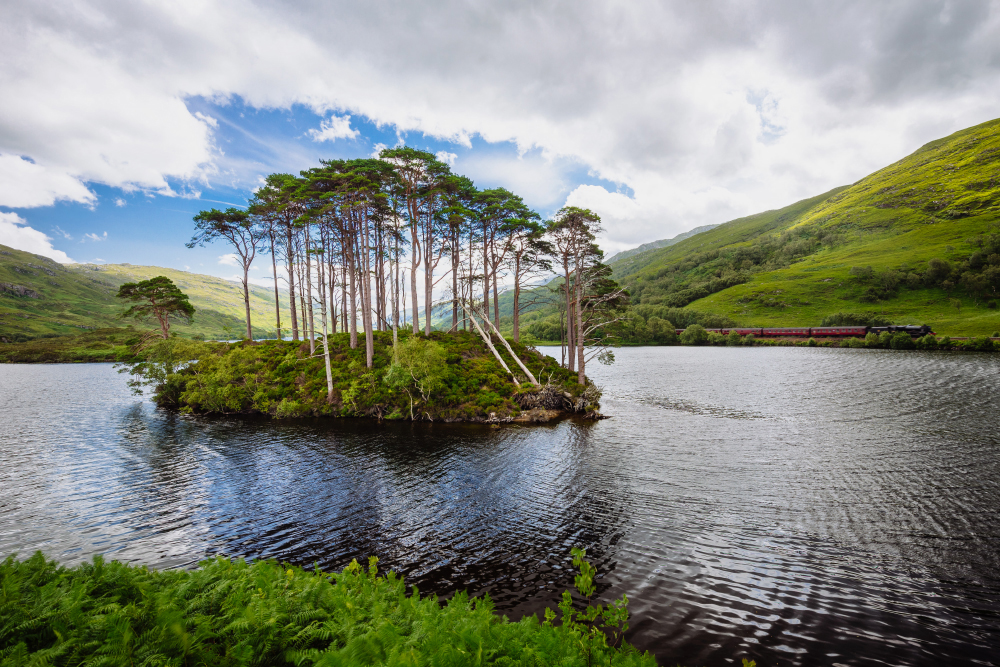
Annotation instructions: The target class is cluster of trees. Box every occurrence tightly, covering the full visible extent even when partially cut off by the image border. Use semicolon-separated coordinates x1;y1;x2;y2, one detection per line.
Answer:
628;227;845;307
189;147;627;386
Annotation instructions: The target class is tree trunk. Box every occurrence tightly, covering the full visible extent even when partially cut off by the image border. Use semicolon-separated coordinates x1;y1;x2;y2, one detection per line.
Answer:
269;231;282;340
468;309;518;386
316;248;334;401
576;275;585;385
286;226;298;341
482;313;537;384
304;225;315;354
242;264;253;341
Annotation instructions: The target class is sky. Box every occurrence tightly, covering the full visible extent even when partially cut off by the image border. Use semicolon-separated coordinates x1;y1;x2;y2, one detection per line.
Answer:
1;0;999;285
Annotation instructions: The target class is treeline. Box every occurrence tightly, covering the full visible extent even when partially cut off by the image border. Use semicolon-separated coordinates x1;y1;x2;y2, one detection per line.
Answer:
627;227;846;307
848;225;1000;305
191;147;627;388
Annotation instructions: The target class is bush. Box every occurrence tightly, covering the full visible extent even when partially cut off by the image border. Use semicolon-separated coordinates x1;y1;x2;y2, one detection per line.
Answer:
821;311;894;327
916;335;938;350
846;337;867;348
878;331;893;347
865;332;880;348
743;333;756;346
726;330;742;346
680;324;708;345
707;331;726;346
967;336;996;352
938;335;952;349
889;332;916;350
807;337;817;347
993;331;1000;338
0;551;655;667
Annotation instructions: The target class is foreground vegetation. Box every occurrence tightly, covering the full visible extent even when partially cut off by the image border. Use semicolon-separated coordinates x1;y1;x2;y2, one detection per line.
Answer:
0;549;655;667
128;330;597;422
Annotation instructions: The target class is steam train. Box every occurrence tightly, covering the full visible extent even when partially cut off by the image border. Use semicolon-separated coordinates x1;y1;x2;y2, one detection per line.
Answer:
675;325;936;338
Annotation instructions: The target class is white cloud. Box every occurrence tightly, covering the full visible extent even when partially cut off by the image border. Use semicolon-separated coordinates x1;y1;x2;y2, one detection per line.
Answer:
308;114;359;143
2;0;999;252
0;212;74;263
82;231;107;242
0;154;96;207
218;253;240;266
114;197;126;207
370;142;387;158
436;151;457;166
52;225;72;240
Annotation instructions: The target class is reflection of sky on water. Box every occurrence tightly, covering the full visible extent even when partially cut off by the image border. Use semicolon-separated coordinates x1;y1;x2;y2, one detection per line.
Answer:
3;349;1000;666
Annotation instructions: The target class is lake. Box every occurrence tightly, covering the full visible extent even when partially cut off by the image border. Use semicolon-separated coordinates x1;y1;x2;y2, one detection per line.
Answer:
1;347;998;666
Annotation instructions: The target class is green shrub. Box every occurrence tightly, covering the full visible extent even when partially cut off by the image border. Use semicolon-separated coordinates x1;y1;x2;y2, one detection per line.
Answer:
889;332;916;350
821;311;894;327
967;335;996;352
846;337;866;348
707;331;726;346
806;337;817;347
864;332;880;348
726;330;741;346
680;324;708;345
743;333;755;346
992;331;1000;338
878;331;893;347
938;335;952;349
0;552;656;667
916;335;938;350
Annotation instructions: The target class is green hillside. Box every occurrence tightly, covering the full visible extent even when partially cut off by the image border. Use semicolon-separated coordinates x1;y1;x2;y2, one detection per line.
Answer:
610;117;1000;336
0;245;289;340
604;223;719;264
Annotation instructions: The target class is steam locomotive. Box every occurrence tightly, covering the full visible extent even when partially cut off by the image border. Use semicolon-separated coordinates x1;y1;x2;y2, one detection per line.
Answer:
676;325;936;338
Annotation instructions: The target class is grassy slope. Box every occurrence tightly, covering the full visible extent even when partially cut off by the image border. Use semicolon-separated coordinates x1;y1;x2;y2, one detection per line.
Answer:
604;223;720;264
0;245;290;339
612;118;1000;335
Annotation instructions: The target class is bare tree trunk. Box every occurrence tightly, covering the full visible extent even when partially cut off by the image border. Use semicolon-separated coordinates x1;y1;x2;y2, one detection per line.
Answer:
285;226;298;341
482;313;537;384
576;275;585;385
241;264;253;341
361;213;375;368
304;224;315;355
482;228;490;325
467;308;518;386
316;245;334;401
348;231;358;350
269;230;282;340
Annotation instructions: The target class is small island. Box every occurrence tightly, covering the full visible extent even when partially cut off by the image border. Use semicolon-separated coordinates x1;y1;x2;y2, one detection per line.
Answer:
143;329;602;423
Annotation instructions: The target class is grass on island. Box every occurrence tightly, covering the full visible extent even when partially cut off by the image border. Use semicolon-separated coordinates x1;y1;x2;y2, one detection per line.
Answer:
0;550;655;667
142;329;592;422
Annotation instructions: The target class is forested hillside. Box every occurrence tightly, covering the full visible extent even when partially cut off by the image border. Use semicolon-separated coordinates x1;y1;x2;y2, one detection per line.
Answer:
603;117;1000;336
0;245;288;340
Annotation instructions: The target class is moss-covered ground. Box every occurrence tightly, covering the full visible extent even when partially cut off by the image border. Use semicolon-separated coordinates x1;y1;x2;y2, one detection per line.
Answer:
156;330;587;422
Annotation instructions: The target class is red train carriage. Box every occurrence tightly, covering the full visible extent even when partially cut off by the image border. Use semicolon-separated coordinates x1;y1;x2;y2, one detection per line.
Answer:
809;326;868;337
762;327;811;337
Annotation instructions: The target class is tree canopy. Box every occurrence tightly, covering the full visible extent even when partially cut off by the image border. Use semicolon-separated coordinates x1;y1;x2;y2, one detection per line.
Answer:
116;276;195;339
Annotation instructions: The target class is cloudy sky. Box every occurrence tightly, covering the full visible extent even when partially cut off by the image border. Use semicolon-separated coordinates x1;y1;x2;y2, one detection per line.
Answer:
1;0;999;280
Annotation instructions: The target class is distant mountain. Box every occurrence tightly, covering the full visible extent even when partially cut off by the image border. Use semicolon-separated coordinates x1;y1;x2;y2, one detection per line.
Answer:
0;245;290;339
605;224;719;265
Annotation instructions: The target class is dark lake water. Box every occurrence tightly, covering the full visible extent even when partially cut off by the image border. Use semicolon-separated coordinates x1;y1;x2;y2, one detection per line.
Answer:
2;347;999;666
